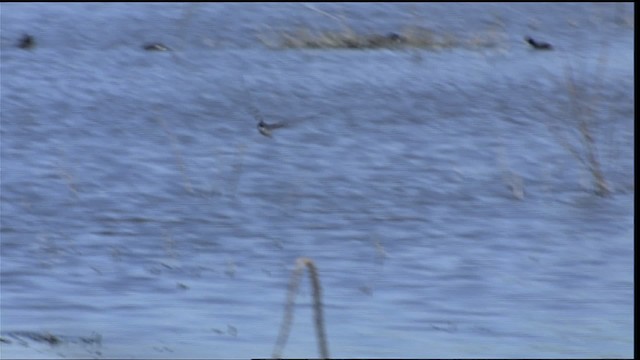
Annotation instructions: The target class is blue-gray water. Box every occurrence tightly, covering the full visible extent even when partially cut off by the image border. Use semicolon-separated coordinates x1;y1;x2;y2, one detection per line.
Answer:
0;3;634;358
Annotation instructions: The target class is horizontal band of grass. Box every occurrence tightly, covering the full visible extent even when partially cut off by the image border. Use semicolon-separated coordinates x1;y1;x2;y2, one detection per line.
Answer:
259;25;505;50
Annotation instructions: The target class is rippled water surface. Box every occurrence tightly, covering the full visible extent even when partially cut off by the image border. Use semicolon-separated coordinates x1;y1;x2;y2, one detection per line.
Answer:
0;3;634;358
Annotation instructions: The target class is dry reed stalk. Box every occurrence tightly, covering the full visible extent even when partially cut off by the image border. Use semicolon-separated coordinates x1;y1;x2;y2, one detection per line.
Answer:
272;257;329;359
554;65;610;196
155;116;194;194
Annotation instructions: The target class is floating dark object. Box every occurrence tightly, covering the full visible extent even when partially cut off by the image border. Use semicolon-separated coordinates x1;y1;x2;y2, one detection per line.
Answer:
17;34;35;49
525;36;552;50
365;32;406;48
386;32;404;42
257;120;287;138
143;43;170;51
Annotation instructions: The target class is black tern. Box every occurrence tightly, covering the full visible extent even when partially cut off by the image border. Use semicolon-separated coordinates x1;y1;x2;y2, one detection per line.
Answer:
143;43;170;51
241;76;291;138
257;120;287;138
525;36;552;50
17;34;35;49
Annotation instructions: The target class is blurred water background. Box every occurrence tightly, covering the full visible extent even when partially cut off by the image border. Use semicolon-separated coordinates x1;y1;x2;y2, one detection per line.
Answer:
0;2;634;358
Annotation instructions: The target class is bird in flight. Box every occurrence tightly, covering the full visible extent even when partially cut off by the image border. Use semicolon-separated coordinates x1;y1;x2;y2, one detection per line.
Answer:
257;119;287;138
249;103;287;138
524;36;553;50
17;34;35;49
241;77;289;138
143;43;171;51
